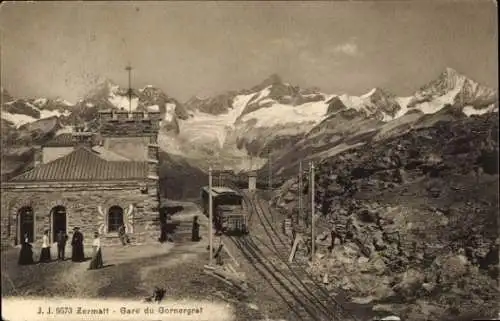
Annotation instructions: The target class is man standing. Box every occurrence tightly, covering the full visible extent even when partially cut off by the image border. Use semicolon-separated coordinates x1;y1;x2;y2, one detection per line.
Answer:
56;230;68;260
71;227;85;262
191;216;200;242
118;224;127;246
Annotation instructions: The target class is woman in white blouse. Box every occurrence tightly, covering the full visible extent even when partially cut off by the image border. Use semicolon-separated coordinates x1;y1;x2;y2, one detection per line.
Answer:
88;232;104;270
39;230;51;263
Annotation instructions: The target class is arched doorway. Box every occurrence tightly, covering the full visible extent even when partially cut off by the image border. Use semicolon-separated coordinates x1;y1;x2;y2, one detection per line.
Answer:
18;206;34;243
51;206;67;243
108;206;124;233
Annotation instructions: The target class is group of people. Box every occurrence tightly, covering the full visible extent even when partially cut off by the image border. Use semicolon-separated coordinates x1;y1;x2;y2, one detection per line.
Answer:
18;226;105;270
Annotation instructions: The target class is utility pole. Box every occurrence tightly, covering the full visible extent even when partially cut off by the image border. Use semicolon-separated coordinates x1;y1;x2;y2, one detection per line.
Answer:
310;161;315;259
298;161;303;226
268;148;272;190
125;64;133;112
208;166;213;266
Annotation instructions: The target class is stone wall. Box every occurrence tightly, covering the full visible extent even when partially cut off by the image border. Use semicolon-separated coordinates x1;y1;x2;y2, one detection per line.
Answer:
103;136;149;161
0;181;161;248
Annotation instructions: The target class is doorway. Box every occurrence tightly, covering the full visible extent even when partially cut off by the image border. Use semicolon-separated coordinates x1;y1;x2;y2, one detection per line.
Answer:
18;206;34;243
51;206;67;243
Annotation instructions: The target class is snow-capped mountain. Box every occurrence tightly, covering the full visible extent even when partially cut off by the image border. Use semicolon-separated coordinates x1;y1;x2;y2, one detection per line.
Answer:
77;79;188;122
1;92;72;128
406;67;497;115
2;67;497;177
259;68;498;178
169;67;497;172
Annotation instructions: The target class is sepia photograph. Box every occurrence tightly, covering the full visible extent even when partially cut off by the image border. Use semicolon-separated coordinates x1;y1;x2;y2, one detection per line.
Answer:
0;1;498;321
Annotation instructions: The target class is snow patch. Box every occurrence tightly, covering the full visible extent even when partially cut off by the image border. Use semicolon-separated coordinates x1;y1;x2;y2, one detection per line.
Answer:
33;98;48;105
241;99;330;128
147;105;160;112
108;94;139;111
463;104;497;116
176;92;256;148
56;98;74;106
393;96;414;118
163;103;176;122
86;102;94;107
1;111;37;127
361;88;377;98
259;98;274;105
40;109;67;119
253;86;271;103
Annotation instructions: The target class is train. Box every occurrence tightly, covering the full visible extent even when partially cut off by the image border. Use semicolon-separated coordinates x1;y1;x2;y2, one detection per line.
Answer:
200;186;249;235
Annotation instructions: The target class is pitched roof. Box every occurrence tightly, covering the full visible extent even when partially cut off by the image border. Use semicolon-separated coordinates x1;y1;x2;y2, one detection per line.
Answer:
91;146;132;161
9;146;148;182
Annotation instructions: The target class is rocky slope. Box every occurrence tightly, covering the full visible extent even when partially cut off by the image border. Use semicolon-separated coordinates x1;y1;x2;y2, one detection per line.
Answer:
272;112;499;321
257;68;497;182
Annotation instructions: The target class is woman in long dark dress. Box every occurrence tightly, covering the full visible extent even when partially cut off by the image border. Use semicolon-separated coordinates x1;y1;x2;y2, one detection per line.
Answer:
191;216;201;242
39;230;51;263
88;232;103;270
71;227;85;262
18;233;34;265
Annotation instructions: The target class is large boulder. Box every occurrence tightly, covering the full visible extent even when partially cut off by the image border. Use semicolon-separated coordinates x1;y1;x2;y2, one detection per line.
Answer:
392;268;426;298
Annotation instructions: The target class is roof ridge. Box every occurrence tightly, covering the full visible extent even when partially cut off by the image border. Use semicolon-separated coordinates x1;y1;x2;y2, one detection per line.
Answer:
8;146;110;182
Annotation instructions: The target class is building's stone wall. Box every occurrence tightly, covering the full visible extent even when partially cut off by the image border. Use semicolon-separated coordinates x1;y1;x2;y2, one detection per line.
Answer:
103;136;149;161
99;121;159;137
0;181;160;248
42;146;74;164
248;176;257;191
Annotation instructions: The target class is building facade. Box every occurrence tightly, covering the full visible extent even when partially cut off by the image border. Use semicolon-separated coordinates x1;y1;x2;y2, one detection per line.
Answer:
0;110;162;247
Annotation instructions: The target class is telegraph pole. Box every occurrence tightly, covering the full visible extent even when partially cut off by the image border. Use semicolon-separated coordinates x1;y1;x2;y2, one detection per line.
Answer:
268;148;272;190
298;161;303;226
208;166;213;266
310;161;315;259
125;64;133;112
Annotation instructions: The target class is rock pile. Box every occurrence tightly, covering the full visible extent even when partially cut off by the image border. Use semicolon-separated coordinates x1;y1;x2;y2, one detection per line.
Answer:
275;113;499;320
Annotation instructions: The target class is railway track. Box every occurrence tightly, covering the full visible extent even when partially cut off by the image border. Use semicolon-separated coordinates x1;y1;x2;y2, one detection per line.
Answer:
221;185;362;321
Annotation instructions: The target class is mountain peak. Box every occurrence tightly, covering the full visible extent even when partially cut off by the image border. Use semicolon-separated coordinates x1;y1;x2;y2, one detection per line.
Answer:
264;73;283;84
253;73;284;91
444;66;459;75
1;87;14;102
84;78;121;100
440;67;467;82
361;87;394;99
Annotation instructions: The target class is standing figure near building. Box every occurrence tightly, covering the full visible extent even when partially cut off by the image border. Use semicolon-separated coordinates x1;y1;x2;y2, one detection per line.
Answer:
18;233;34;265
159;219;167;243
39;230;51;263
118;224;129;246
191;216;201;242
88;232;104;270
56;230;68;260
71;227;85;262
214;210;224;236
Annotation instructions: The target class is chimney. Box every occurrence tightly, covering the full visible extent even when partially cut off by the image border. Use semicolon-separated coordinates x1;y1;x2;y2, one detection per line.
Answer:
248;171;257;192
72;126;94;147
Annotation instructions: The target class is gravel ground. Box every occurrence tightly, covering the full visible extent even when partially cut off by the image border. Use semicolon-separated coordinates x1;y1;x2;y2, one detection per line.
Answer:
1;206;264;321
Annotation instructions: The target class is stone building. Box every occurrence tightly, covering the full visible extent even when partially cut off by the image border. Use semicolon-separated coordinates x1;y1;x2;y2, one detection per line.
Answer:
0;110;162;247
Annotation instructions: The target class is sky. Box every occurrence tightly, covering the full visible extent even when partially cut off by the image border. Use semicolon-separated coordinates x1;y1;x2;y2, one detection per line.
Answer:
0;1;498;103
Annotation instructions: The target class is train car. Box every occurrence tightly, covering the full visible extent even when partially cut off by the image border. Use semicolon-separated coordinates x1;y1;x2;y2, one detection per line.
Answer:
200;186;248;235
